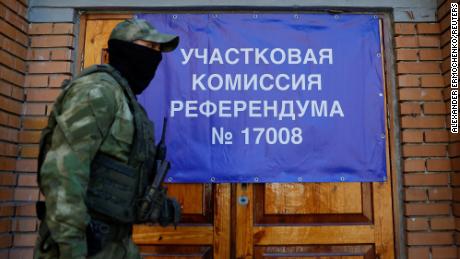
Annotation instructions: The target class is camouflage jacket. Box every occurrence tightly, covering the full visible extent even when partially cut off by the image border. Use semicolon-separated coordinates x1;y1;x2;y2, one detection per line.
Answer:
39;67;134;258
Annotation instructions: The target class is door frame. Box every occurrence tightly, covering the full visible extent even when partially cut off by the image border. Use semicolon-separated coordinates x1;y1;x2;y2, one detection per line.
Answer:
76;10;404;258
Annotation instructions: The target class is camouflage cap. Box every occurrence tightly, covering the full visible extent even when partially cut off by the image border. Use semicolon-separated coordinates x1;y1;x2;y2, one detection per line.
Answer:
109;18;179;52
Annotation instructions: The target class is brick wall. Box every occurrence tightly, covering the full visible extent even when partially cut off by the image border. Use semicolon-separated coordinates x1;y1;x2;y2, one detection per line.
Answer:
440;0;460;258
0;2;457;258
0;0;29;257
0;0;75;256
9;21;75;257
398;1;457;258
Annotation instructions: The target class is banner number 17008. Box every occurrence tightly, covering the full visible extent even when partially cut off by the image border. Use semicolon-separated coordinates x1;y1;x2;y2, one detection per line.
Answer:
210;127;303;145
241;127;303;144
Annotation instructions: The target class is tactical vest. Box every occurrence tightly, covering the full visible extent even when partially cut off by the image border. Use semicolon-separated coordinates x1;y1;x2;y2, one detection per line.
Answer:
37;64;156;223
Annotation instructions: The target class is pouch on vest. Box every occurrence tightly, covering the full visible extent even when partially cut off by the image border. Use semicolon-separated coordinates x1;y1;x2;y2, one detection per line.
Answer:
86;154;138;223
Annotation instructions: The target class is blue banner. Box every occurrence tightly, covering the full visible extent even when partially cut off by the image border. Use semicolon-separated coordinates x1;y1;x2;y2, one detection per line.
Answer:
137;13;387;183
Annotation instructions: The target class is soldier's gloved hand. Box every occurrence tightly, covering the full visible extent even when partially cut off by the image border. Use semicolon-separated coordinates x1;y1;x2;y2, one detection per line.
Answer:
142;187;168;223
158;197;181;227
152;187;168;214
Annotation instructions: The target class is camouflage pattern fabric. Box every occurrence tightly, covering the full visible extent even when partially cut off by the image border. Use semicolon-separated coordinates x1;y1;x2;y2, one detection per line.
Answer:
109;18;179;52
35;228;140;259
33;70;139;259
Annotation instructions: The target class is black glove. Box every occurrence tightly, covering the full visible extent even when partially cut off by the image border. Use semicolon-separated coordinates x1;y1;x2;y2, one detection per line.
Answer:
137;186;168;223
158;197;181;228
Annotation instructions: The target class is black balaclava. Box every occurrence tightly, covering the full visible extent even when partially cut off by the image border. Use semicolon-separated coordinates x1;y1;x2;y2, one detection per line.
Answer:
108;39;163;95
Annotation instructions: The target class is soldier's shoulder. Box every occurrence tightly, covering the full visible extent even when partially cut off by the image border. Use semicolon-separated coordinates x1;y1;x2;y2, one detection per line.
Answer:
73;65;120;89
66;66;125;102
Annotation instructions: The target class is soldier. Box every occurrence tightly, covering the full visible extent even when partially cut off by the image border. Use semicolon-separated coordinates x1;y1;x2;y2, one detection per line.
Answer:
34;18;180;259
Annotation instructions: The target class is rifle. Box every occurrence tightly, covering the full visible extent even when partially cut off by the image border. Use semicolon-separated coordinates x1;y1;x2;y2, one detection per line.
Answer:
138;118;181;226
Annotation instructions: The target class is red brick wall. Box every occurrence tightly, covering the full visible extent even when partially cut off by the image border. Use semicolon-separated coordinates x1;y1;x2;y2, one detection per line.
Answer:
398;1;457;258
0;1;75;256
0;2;457;258
9;21;75;257
439;0;460;258
0;0;28;257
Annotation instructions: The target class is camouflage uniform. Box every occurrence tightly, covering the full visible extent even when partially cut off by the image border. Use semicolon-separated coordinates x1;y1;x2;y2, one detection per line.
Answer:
34;68;140;259
34;19;179;259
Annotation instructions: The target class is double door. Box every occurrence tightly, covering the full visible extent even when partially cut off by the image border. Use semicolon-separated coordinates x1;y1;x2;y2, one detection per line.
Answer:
81;14;395;259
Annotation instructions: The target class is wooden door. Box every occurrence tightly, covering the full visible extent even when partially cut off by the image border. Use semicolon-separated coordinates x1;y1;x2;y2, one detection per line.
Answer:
81;14;231;259
81;14;395;259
